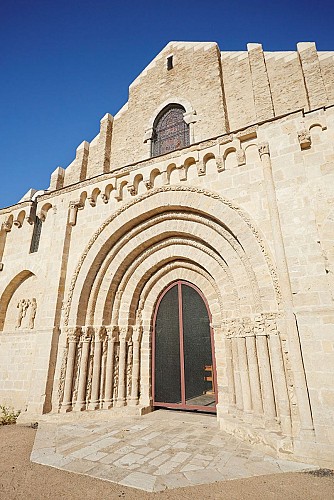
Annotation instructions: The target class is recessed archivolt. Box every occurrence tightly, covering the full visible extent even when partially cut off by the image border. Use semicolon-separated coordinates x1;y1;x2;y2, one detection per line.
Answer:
90;236;237;326
81;212;268;326
105;239;236;326
64;186;282;327
127;261;223;326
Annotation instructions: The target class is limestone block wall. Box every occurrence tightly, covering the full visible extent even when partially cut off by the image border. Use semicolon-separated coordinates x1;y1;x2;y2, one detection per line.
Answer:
0;40;333;467
47;41;333;193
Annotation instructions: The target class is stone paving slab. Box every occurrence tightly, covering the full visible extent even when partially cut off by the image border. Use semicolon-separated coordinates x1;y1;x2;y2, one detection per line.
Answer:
31;409;317;492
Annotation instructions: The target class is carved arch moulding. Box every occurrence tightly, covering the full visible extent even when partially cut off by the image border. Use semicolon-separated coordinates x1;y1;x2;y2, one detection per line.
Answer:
62;185;282;328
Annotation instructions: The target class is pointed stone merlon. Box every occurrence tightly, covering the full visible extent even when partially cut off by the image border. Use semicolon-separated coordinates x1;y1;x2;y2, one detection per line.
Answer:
49;167;65;191
76;141;90;181
100;113;113;173
86;113;113;178
297;42;328;110
247;43;274;122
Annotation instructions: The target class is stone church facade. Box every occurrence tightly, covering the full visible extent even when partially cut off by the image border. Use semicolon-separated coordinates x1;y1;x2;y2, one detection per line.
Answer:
0;41;333;468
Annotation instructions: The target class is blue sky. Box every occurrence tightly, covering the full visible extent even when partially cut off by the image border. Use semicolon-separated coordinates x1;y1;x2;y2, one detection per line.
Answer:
1;0;333;208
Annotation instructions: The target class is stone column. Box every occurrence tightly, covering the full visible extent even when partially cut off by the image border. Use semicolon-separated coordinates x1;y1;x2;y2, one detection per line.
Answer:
116;327;128;407
259;142;313;431
266;315;292;435
103;326;117;409
224;331;236;408
237;336;252;412
246;334;263;414
129;326;142;406
255;316;276;421
61;327;80;412
74;326;93;411
88;326;105;410
231;326;243;411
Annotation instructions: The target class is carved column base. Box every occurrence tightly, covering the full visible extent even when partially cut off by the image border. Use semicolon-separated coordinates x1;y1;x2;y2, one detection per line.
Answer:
87;401;100;411
102;400;113;410
128;398;139;407
73;401;87;412
60;403;73;413
115;398;126;408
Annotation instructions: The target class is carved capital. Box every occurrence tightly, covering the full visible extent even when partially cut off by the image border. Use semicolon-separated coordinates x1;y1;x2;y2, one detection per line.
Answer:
242;317;254;337
119;325;132;341
254;314;266;336
65;326;81;342
298;129;311;150
143;127;154;143
183;110;197;125
106;325;118;341
81;326;94;342
94;325;106;342
258;142;270;157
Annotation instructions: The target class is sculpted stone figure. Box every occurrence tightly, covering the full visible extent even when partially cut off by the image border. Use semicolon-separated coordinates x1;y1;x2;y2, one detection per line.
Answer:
16;299;30;329
29;298;37;329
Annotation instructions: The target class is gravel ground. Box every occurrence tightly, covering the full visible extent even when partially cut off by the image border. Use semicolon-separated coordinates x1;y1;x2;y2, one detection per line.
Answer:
0;424;333;500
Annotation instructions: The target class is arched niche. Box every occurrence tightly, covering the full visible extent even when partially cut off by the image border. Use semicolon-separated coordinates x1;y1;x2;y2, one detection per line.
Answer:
0;270;37;331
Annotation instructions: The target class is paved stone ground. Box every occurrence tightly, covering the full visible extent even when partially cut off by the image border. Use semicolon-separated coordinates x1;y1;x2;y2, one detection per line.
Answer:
31;409;317;492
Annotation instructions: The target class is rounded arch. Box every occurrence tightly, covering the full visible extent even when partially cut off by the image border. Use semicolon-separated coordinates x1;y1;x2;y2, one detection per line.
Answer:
151;103;190;157
63;186;282;329
147;97;194;131
0;270;35;330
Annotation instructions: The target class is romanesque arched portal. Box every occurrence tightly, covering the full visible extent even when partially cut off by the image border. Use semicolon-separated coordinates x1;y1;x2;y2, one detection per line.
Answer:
54;186;304;454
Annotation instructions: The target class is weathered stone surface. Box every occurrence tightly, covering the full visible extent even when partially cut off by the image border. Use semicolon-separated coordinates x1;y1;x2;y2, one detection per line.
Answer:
0;40;333;470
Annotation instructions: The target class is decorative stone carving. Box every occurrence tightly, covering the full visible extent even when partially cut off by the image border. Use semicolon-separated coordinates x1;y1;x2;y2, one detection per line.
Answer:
16;299;30;329
127;184;136;196
25;203;36;225
216;157;224;172
64;185;282;326
258;142;270;157
196;161;205;176
143;127;154;143
101;193;108;204
29;298;37;329
13;218;22;228
298;129;312;150
3;218;12;232
178;165;187;181
236;148;246;166
88;196;96;207
66;326;82;343
68;200;83;226
183;109;197;125
143;179;153;190
126;340;133;396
